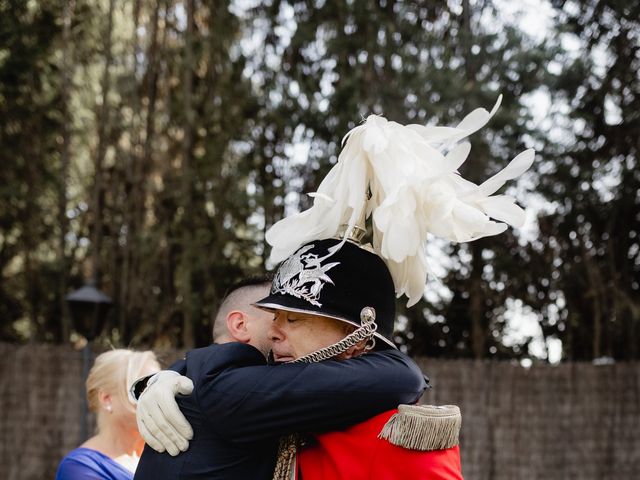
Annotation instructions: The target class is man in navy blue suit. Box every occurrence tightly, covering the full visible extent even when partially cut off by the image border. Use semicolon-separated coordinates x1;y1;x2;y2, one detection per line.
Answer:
133;273;427;480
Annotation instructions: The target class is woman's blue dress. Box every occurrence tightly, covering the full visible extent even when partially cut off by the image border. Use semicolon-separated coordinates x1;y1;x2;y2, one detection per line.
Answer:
56;447;134;480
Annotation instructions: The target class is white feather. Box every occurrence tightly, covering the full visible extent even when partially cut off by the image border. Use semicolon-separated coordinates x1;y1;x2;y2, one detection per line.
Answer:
265;95;533;305
475;149;535;197
406;95;502;146
477;195;527;227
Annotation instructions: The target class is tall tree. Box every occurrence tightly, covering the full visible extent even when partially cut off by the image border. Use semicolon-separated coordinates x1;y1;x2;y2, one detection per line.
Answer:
539;0;640;360
178;0;197;347
91;0;116;286
56;0;76;342
0;0;77;341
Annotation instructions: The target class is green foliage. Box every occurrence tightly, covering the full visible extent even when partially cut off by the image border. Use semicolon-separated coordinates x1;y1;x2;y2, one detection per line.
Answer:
534;0;640;359
252;0;559;359
0;0;69;341
0;0;637;359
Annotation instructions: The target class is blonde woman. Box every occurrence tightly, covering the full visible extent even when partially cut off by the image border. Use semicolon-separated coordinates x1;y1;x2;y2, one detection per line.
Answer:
56;349;160;480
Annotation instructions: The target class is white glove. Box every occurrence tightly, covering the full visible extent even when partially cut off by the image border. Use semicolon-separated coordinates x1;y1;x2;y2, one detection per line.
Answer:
136;370;194;456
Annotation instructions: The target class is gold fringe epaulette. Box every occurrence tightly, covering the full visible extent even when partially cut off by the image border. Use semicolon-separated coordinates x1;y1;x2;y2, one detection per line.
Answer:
378;404;461;451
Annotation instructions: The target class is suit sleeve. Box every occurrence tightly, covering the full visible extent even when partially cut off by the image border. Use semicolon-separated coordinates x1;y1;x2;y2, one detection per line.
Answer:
169;358;186;374
194;346;427;443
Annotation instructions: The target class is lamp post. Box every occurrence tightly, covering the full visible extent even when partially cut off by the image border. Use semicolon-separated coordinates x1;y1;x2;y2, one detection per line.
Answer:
65;280;112;442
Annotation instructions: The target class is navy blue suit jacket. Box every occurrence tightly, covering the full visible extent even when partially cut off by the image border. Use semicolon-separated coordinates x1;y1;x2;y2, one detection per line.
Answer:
134;343;427;480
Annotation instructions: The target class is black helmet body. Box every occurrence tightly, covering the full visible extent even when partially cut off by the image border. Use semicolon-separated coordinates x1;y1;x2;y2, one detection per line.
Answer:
255;238;396;348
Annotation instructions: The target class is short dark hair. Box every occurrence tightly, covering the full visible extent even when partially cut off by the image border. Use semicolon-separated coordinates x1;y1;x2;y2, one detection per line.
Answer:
222;274;274;300
211;274;274;341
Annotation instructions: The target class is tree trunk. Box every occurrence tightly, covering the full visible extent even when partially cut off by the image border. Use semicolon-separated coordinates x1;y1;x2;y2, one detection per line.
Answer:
91;0;116;286
461;0;485;359
583;243;603;359
25;61;42;340
57;0;76;342
180;0;197;348
470;242;485;359
137;0;162;229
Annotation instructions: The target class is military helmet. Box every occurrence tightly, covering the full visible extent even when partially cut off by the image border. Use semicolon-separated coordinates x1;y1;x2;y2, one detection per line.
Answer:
255;238;396;349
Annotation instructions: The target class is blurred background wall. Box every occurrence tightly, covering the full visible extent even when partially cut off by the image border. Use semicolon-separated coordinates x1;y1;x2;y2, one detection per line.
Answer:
1;343;638;480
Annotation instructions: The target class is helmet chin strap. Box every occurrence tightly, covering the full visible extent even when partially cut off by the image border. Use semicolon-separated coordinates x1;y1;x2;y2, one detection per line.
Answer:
292;307;378;364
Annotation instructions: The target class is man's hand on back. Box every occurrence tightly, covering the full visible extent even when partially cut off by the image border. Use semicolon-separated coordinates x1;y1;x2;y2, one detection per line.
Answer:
136;370;194;456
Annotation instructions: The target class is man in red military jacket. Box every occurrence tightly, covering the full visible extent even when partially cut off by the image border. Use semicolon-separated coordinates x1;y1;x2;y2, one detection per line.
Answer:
255;238;464;480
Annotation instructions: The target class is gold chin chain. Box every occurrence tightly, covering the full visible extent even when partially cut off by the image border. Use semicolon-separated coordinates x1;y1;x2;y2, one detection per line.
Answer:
292;307;378;364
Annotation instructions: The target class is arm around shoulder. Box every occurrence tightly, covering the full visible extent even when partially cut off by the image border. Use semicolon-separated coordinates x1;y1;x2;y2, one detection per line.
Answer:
197;347;427;442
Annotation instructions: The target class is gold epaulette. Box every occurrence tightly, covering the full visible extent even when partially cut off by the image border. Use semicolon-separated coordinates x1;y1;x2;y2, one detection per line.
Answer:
378;404;461;451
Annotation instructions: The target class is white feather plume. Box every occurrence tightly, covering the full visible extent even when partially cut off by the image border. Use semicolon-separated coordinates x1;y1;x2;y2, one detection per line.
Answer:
265;95;534;306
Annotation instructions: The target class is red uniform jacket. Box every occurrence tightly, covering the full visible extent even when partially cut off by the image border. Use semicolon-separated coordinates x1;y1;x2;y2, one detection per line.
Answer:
297;409;463;480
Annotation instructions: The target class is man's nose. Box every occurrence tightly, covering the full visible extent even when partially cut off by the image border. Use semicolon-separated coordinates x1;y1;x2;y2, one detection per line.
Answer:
268;320;284;342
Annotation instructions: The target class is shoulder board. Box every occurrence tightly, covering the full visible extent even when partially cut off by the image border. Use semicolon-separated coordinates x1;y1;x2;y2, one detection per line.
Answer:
378;404;461;451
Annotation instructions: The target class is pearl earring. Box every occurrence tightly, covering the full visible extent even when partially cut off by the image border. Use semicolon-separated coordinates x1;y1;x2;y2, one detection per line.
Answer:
106;405;112;413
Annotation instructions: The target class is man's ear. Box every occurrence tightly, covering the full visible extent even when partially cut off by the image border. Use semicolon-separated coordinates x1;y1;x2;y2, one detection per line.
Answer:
226;311;251;343
341;340;368;359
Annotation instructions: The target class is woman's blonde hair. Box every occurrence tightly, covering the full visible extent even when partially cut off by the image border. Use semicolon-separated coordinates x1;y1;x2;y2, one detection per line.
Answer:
86;349;159;414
